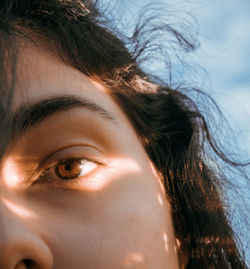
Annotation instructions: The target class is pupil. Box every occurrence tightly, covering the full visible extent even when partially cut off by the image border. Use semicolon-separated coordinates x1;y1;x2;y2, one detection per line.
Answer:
64;164;72;171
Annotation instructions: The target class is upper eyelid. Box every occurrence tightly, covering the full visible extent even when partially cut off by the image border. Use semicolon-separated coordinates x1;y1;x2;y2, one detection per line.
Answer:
39;145;104;167
40;144;105;164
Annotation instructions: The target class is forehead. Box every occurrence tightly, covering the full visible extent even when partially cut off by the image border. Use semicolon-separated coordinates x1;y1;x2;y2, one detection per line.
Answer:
9;43;148;155
14;43;111;110
0;42;131;145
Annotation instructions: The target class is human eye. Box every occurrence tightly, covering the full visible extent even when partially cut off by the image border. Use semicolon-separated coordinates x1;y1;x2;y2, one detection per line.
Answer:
31;147;104;190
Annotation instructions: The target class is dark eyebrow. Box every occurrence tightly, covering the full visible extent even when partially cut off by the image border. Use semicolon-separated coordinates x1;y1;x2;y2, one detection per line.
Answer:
11;95;117;138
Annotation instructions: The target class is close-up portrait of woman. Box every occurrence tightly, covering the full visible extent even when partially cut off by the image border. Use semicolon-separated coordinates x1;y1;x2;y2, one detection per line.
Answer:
0;0;249;268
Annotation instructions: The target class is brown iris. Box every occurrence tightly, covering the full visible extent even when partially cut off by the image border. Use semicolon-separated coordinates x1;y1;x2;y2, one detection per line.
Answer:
55;159;82;180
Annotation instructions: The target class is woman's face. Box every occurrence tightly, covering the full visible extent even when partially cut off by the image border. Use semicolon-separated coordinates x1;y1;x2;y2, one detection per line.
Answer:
0;44;180;268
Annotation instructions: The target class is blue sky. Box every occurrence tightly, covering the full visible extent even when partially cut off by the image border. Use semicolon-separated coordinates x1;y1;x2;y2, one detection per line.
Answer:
194;1;250;261
194;0;250;146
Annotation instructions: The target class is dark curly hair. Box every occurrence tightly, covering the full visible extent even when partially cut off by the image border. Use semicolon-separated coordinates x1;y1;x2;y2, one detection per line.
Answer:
0;0;248;268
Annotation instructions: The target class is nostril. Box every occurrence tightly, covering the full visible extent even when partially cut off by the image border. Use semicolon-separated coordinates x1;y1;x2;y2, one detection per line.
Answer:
23;259;34;267
15;259;34;269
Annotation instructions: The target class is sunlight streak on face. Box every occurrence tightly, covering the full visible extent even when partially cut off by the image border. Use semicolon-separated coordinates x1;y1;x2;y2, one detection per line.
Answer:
89;79;107;92
1;198;38;219
1;155;39;189
123;252;145;267
80;157;142;191
163;232;169;253
157;194;163;207
2;158;21;188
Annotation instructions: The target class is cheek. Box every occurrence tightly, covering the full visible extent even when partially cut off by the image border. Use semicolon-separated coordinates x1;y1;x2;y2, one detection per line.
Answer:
93;171;177;268
36;168;178;268
29;191;105;268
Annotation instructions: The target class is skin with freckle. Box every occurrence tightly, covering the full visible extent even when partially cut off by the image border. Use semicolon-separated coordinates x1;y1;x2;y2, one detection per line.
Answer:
0;45;180;268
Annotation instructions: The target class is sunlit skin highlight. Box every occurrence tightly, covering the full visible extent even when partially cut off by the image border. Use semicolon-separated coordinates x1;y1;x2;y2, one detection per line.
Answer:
123;253;145;267
1;198;38;219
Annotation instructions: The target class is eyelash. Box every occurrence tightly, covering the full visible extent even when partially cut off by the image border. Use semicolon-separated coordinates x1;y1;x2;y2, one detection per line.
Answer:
32;156;102;189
